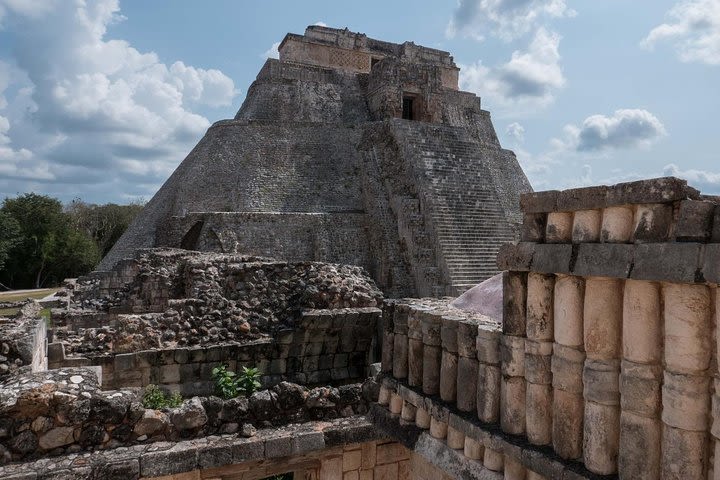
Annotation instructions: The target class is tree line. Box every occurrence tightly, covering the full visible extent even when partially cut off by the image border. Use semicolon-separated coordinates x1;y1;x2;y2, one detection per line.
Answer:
0;193;143;290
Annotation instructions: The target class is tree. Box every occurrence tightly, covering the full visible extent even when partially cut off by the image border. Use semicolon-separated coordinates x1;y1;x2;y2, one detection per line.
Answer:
0;211;21;272
0;193;100;289
66;199;143;257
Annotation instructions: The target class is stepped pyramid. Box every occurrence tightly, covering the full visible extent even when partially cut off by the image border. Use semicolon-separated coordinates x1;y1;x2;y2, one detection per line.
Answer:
100;26;532;297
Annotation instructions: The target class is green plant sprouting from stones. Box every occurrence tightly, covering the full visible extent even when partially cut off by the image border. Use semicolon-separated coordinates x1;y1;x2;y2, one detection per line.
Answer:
142;384;183;409
212;364;262;399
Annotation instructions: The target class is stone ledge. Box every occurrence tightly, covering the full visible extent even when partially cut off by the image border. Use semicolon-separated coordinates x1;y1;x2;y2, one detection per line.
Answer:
498;242;716;284
0;416;383;480
378;376;618;480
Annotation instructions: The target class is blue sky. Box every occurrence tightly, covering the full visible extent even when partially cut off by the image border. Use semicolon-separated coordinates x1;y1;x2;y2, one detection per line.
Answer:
0;0;719;203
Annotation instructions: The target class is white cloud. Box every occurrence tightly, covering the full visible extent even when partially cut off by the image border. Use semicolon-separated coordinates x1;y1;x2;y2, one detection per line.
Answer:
0;0;238;201
460;28;565;112
554;109;667;152
313;21;328;27
447;0;575;41
506;122;525;143
663;163;720;191
641;0;720;65
262;41;281;60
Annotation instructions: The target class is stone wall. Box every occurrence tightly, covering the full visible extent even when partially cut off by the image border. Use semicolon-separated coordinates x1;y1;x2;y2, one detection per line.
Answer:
376;177;720;479
0;302;47;379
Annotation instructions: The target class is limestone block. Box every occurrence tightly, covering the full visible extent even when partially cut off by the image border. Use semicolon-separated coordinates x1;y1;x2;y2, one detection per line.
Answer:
407;309;424;340
430;417;448;439
674;199;715;242
583;277;622;360
477;329;501;365
633;203;673;243
501;375;526;435
401;401;417;422
618;411;661;480
415;407;431;429
500;335;525;377
440;350;458;403
601;205;634;243
408;338;424;387
393;304;409;335
572;209;601;243
526;472;547;480
392;333;408;379
664;284;712;374
477;364;501;423
390;393;403;415
378;385;391;406
521;190;558;213
504;272;528;336
546;212;573;243
582;359;620;406
456;356;478;412
583;401;620;475
441;317;459;353
661;426;708;480
551;344;585;395
504;456;526;480
713;389;720;440
457;321;478;359
620;360;662;417
422;345;442;396
521;213;546;242
553;388;584;460
484;447;504;472
622;280;662;364
420;311;442;347
553;276;584;348
464;436;484;460
661;371;710;431
525;340;552;385
526;273;554;341
446;426;465;450
526;383;552;445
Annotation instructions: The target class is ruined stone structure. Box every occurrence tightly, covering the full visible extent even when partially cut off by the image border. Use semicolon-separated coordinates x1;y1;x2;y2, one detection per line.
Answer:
2;176;719;479
100;25;531;297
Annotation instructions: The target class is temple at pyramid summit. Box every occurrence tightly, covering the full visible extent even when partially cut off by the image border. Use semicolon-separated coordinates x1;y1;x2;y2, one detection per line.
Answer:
100;25;532;297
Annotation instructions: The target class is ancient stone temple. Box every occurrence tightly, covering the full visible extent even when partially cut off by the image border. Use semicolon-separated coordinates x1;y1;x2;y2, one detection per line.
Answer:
100;25;531;297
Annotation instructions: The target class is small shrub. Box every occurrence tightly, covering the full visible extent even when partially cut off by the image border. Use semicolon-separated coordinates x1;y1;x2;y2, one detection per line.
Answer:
212;363;239;399
142;384;183;409
237;366;262;396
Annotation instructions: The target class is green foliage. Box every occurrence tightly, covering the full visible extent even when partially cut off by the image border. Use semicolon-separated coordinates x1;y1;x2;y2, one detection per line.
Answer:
66;199;143;257
142;384;183;409
212;364;262;399
237;366;262;396
212;363;239;399
0;211;21;272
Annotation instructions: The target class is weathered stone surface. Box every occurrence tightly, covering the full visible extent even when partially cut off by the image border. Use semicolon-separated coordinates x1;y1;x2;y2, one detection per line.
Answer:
557;186;609;212
553;276;584;348
633;203;673;243
526;273;554;341
583;401;619;475
521;213;546;242
631;243;702;283
532;244;572;274
552;388;583;460
618;411;661;480
583;278;622;360
663;283;712;373
703;243;720;284
674;199;715;241
520;191;559;214
600;205;634;243
546;212;573;243
497;242;535;271
661;425;707;480
571;210;601;243
572;243;634;278
170;397;208;431
503;272;528;336
500;376;526;435
38;427;75;450
607;177;698;206
622;280;662;364
526;383;552;446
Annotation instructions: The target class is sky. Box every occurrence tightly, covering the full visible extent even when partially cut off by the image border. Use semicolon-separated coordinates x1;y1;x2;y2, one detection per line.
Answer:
0;0;719;204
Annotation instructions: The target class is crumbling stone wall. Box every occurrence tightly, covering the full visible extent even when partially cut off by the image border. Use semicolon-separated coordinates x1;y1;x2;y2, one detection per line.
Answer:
375;177;720;480
0;302;47;379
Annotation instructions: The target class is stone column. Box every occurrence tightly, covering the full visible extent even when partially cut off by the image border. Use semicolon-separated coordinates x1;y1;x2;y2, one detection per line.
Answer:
552;275;585;460
407;307;426;387
477;328;502;423
381;300;396;374
440;316;459;404
618;280;662;480
525;273;554;446
421;310;443;396
600;205;634;242
392;304;409;380
714;287;720;480
661;283;711;480
582;277;622;475
456;320;478;413
501;271;529;435
504;456;526;480
463;436;483;460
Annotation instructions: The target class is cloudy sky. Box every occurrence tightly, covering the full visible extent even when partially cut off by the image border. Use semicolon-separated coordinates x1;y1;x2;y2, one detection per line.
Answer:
0;0;719;203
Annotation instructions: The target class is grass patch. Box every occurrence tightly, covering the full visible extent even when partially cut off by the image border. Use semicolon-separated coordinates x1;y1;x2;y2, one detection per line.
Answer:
0;288;60;303
0;307;19;317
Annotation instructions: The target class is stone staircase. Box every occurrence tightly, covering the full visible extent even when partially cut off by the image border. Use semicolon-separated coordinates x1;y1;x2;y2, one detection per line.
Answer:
391;121;517;294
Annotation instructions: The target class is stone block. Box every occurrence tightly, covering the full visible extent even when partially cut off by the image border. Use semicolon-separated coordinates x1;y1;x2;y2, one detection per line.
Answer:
633;203;673;243
703;244;720;284
501;375;526;435
712;205;720;242
583;277;622;360
526;273;554;341
477;364;501;423
601;205;634;243
500;335;525;377
618;412;661;480
503;271;528;336
439;351;458;403
441;317;459;353
525;340;552;385
526;382;552;445
557;185;609;211
422;344;441;396
503;455;526;480
572;209;601;243
415;407;431;429
389;393;403;415
583;401;620;475
551;344;585;394
664;283;712;373
392;333;408;379
483;447;505;471
572;243;634;278
608;177;697;205
520;190;559;213
343;449;362;471
400;401;416;422
457;321;478;358
634;243;703;283
661;425;707;480
373;463;398;480
546;212;573;243
553;275;584;348
552;388;584;460
446;426;465;450
408;338;424;387
429;417;447;439
456;356;478;413
463;436;483;460
521;213;546;242
420;310;442;346
622;280;662;364
661;371;710;431
159;364;181;384
497;242;535;271
476;328;501;365
675;199;715;241
620;360;662;417
532;244;573;274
